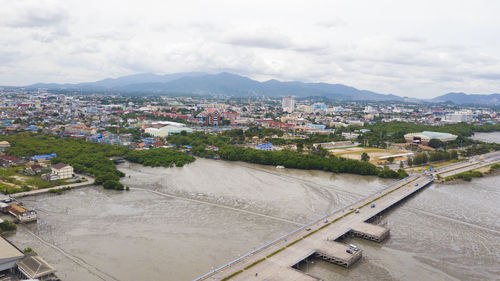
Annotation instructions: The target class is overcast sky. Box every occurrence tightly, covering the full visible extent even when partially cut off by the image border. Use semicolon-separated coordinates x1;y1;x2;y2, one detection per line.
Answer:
1;0;500;98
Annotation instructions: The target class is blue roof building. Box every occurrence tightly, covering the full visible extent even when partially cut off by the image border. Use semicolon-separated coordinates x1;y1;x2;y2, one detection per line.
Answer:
256;142;273;151
30;153;57;161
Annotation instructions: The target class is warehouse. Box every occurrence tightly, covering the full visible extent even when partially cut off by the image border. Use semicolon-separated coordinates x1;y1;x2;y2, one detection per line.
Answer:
404;131;457;145
0;237;24;273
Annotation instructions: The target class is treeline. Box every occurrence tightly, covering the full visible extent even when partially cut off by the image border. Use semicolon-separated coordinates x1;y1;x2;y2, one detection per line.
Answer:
409;150;459;166
359;122;500;148
1;134;196;190
218;146;407;179
125;148;195;167
3;134;128;190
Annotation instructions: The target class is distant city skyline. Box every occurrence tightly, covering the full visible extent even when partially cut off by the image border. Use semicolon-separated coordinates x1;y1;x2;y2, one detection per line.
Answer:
1;0;500;98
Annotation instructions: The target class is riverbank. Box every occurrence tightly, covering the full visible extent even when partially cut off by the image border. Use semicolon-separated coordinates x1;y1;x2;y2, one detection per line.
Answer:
440;163;500;184
6;159;499;281
10;174;94;198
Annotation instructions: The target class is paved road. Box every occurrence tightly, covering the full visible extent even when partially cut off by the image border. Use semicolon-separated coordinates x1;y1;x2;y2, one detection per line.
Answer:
195;151;500;281
11;174;94;198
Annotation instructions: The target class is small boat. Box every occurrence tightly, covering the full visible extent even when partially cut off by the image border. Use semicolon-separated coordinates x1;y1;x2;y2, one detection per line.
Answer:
276;165;285;169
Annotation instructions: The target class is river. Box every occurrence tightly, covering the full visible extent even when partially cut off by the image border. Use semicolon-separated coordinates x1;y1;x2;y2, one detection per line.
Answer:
5;158;500;281
471;132;500;143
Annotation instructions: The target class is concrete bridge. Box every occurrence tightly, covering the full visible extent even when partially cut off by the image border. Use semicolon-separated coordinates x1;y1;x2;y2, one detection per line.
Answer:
195;151;500;281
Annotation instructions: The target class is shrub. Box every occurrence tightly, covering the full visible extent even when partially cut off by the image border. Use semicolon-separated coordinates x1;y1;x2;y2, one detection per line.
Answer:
0;220;17;232
103;180;124;190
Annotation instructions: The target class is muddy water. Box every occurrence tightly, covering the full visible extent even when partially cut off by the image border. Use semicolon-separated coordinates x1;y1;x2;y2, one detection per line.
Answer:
6;158;500;281
471;132;500;143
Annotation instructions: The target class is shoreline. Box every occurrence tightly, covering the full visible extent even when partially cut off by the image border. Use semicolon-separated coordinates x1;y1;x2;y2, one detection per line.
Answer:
437;165;500;184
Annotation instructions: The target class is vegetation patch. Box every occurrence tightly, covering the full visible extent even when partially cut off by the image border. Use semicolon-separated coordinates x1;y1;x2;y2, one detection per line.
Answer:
0;220;17;233
445;171;483;182
49;186;72;195
221;270;243;281
266;247;286;258
125;148;195;167
286;238;302;247
487;163;500;174
243;257;266;270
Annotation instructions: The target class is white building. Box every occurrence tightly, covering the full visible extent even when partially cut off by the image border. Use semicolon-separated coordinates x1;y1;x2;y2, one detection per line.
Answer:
443;110;473;123
145;124;193;138
282;96;295;113
50;163;73;179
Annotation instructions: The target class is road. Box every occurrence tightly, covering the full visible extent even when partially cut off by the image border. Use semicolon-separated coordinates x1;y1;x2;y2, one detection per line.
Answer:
10;174;94;198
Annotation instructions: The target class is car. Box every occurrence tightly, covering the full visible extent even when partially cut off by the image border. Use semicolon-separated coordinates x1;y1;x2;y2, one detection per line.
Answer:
349;207;354;210
355;209;360;214
415;183;419;186
349;244;359;251
346;249;353;254
324;219;329;223
371;203;375;208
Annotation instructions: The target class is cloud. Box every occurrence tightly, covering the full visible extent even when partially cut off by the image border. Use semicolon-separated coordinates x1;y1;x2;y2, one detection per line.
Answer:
223;30;291;49
315;18;346;28
0;1;68;29
1;0;500;98
396;36;426;43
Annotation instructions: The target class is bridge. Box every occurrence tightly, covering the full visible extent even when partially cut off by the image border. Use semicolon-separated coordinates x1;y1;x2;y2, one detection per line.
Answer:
195;151;500;281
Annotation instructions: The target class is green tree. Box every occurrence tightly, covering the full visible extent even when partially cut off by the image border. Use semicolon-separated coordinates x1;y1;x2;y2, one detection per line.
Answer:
103;180;124;190
428;138;444;148
296;143;303;153
407;157;413;167
361;152;370;162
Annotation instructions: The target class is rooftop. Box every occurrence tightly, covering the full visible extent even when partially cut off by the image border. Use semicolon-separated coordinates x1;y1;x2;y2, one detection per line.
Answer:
0;237;24;261
51;162;69;170
17;255;56;278
420;131;456;138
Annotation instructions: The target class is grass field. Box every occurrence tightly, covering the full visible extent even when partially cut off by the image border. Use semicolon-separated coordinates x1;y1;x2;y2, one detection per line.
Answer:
330;147;409;164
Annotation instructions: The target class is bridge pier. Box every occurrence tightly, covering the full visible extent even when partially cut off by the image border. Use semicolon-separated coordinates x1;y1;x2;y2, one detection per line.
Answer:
349;222;390;242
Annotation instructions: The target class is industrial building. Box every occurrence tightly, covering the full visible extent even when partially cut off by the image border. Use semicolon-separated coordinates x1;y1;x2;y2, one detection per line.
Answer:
404;131;457;145
145;123;193;137
0;237;24;273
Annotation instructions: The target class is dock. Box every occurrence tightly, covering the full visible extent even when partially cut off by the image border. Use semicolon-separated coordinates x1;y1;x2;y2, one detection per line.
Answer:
194;150;500;281
350;222;389;242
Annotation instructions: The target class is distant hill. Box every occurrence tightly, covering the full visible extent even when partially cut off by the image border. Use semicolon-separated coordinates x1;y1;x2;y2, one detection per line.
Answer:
432;92;500;105
26;72;402;101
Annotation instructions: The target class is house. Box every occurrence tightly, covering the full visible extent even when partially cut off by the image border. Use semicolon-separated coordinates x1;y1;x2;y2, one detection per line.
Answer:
0;155;24;167
50;163;73;180
5;204;37;223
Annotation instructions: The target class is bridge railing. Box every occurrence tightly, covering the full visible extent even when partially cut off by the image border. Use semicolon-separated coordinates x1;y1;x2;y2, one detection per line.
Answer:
192;176;412;281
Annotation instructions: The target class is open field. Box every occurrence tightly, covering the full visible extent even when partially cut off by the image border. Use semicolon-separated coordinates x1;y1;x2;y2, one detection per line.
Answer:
0;166;73;194
329;147;409;164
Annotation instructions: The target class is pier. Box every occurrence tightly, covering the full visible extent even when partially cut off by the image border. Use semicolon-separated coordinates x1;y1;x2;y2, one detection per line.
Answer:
195;151;500;281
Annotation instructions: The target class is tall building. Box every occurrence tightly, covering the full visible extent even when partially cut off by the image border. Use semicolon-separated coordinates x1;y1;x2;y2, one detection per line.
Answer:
443;110;473;123
282;95;295;113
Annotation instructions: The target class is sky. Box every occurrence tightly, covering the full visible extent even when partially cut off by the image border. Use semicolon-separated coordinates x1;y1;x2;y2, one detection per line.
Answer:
1;0;500;98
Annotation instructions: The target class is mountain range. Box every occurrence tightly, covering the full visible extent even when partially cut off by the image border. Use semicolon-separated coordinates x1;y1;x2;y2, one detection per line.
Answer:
18;72;500;104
